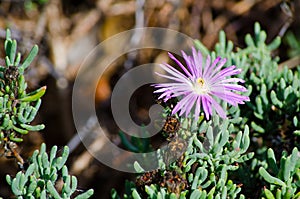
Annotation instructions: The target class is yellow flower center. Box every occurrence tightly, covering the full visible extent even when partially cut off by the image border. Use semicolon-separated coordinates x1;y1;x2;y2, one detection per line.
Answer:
197;78;205;86
194;78;209;94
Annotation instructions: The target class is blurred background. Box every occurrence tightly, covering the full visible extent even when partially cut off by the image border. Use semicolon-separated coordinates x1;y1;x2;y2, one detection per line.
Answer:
0;0;300;198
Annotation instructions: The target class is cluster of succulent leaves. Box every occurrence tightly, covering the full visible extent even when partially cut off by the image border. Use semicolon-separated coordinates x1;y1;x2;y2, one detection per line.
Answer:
0;30;94;199
6;143;94;199
112;22;300;198
195;22;300;198
112;115;254;199
0;29;45;147
259;147;300;199
284;31;300;58
201;23;300;145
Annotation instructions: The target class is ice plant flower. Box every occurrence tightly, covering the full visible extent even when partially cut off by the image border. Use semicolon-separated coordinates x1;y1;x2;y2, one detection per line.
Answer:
154;47;250;120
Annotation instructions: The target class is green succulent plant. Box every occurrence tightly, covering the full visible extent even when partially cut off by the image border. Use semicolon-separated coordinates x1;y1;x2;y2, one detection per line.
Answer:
6;143;94;199
0;29;94;199
259;147;300;199
112;22;300;199
200;23;300;145
0;29;46;148
112;116;253;199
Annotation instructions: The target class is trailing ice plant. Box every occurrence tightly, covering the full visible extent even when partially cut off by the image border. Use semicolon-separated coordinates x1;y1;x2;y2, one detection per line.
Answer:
259;147;300;199
177;117;253;199
195;22;300;143
111;117;253;198
1;30;94;198
194;22;300;197
112;45;252;198
0;29;46;156
6;143;94;199
112;22;300;198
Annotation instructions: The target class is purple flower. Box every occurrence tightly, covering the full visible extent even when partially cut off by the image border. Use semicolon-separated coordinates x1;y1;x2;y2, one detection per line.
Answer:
154;47;250;120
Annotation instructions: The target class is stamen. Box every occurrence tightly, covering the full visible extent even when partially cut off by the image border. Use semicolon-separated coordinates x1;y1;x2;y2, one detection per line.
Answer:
194;78;209;94
197;78;205;86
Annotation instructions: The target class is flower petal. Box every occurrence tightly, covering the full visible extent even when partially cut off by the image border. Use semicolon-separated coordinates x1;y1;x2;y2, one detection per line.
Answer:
206;95;226;118
203;55;211;78
168;52;193;78
205;56;223;79
207;57;227;78
194;96;201;120
159;63;190;81
201;96;211;120
192;47;203;77
181;51;197;78
213;84;248;92
183;95;197;117
172;93;194;115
